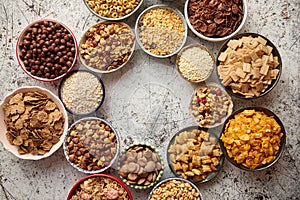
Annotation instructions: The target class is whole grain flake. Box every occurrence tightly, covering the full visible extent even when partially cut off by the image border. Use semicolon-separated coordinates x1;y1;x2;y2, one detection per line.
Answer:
60;71;104;114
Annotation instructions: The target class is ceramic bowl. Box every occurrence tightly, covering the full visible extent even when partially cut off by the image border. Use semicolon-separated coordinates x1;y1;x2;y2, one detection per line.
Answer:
63;117;120;174
0;86;68;160
79;21;135;73
58;69;105;116
184;0;248;42
135;4;188;58
220;107;286;171
16;19;78;82
216;32;282;99
67;174;133;200
167;126;224;184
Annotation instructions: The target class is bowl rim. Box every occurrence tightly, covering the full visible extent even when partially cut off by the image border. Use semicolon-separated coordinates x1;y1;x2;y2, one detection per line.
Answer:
219;106;286;171
67;173;133;200
190;82;234;128
166;125;225;184
16;18;78;82
58;69;105;116
147;177;204;200
78;21;136;73
82;0;144;21
184;0;248;42
215;32;282;99
118;143;164;189
0;86;69;160
176;44;215;83
63;117;120;174
135;4;188;58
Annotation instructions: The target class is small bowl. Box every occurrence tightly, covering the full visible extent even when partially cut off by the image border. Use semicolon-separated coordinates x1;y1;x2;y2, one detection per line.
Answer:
118;143;164;189
58;70;105;116
216;33;282;99
79;21;135;73
0;86;68;160
135;4;188;58
82;0;144;21
16;19;78;82
67;174;133;200
184;0;248;42
148;177;203;200
176;44;215;83
220;107;286;171
190;82;233;128
63;117;120;174
167;126;224;184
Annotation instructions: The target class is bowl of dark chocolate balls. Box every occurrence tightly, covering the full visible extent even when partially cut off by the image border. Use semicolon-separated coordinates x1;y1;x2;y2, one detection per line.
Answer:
16;19;78;82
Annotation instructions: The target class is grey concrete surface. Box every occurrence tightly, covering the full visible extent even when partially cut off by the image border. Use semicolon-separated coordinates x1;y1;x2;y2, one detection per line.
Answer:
0;0;299;199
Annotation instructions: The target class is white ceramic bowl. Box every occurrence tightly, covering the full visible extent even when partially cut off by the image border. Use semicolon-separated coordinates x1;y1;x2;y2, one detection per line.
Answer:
184;0;248;42
82;0;144;21
0;86;68;160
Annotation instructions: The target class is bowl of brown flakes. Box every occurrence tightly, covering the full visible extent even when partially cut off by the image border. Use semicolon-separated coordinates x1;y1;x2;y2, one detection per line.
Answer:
67;174;133;200
216;33;282;99
0;86;68;160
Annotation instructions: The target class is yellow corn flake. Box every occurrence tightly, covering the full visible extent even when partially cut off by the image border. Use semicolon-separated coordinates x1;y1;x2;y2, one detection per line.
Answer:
221;109;283;169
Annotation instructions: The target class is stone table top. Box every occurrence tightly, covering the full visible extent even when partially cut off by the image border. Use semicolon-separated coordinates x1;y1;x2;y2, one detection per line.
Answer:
0;0;299;199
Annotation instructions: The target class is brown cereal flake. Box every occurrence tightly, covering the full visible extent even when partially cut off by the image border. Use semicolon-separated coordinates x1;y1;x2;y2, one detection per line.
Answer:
3;91;65;155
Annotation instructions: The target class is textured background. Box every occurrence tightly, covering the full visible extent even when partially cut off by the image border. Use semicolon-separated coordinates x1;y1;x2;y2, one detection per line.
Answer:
0;0;299;199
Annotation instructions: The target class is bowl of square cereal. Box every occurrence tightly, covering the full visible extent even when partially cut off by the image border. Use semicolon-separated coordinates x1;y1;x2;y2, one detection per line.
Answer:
79;21;135;73
135;4;188;58
167;126;224;183
58;70;105;116
220;107;286;171
118;143;164;189
185;0;247;42
190;82;233;128
0;86;68;160
148;177;203;200
67;174;133;200
176;44;215;83
63;117;119;174
216;33;282;99
82;0;144;21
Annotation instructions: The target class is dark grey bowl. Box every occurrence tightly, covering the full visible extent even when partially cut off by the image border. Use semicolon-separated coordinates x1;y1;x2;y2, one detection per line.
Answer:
219;107;286;171
167;126;224;184
216;33;282;99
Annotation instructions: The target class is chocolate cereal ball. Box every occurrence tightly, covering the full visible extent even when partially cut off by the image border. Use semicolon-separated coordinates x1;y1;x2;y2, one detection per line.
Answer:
17;19;77;81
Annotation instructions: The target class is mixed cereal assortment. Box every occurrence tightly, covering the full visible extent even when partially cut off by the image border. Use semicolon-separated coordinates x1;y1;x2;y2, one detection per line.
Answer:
69;176;130;200
176;44;214;82
85;0;142;19
221;109;284;169
149;178;201;200
17;20;76;80
190;83;233;128
188;0;244;37
217;35;280;98
137;6;186;56
65;118;118;172
3;91;65;155
168;128;223;182
118;144;163;188
59;70;104;115
80;21;135;72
